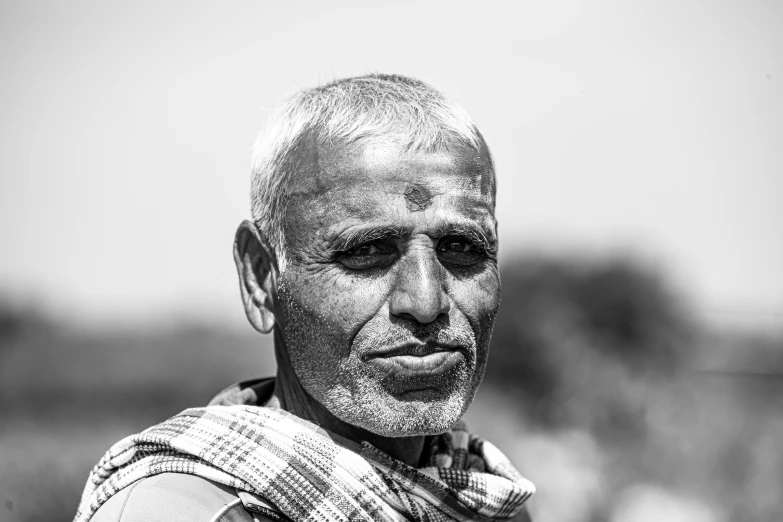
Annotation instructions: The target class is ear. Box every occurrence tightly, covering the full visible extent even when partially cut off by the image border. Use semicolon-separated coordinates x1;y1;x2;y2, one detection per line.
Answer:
233;220;280;334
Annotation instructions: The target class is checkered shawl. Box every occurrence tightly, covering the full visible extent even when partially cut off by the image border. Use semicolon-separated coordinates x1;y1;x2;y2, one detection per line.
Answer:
75;405;534;522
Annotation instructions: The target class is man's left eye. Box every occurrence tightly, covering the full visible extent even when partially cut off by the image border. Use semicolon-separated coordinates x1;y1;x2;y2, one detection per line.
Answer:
437;237;485;266
440;239;473;253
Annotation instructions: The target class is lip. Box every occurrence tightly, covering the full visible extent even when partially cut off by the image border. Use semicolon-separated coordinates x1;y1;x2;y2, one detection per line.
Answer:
365;341;462;358
365;343;465;378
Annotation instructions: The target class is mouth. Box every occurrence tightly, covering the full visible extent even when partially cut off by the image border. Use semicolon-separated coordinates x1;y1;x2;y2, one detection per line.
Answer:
364;342;466;379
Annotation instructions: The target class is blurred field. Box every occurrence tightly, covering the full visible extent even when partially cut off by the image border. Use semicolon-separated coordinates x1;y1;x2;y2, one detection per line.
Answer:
1;256;780;522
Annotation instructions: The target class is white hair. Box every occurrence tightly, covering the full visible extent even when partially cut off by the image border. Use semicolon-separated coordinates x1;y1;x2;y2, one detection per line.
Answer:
250;73;493;271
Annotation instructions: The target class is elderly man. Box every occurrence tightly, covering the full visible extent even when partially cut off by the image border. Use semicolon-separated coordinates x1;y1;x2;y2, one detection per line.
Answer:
75;74;535;522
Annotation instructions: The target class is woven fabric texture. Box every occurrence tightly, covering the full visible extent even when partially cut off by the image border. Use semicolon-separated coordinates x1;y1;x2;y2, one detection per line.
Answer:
75;404;534;522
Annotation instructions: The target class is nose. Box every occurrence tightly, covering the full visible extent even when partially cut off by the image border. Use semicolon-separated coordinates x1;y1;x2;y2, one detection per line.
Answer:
389;247;450;324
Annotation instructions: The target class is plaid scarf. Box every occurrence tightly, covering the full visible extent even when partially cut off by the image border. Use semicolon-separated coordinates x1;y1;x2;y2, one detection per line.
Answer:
75;386;534;522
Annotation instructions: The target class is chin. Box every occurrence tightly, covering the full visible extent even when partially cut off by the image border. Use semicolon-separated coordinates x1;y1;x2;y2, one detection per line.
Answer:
333;385;476;437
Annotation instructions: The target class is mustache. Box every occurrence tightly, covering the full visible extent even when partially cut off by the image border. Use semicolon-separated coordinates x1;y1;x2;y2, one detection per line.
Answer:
356;321;477;353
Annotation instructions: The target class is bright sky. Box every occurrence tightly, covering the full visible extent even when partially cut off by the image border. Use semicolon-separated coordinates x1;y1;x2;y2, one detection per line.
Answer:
1;0;781;332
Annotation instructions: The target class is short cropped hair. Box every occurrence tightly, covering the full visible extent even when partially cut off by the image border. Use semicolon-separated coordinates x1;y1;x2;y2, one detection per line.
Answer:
250;73;493;271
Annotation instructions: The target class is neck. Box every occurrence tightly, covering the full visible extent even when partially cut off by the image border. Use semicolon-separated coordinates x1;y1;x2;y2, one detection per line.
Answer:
269;329;426;468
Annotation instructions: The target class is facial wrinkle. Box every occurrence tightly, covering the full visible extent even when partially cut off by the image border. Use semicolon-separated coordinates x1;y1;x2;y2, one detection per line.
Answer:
404;184;433;212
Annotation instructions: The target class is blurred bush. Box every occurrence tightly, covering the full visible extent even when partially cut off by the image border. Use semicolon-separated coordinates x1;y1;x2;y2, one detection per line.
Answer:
487;256;693;432
476;255;782;522
0;305;275;522
1;255;781;522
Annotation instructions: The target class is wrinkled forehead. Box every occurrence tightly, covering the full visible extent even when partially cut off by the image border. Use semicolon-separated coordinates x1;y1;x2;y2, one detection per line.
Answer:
287;135;496;207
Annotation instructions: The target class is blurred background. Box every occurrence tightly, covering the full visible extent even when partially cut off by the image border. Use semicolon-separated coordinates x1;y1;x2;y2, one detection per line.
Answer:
1;1;781;521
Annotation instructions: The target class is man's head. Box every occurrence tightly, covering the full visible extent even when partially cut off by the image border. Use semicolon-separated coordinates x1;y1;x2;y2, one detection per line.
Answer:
235;74;499;437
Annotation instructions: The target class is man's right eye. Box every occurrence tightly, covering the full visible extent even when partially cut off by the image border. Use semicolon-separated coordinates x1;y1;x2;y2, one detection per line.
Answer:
339;242;395;270
350;244;379;256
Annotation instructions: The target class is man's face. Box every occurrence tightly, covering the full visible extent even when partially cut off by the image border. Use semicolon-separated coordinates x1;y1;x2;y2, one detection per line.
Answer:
277;136;499;436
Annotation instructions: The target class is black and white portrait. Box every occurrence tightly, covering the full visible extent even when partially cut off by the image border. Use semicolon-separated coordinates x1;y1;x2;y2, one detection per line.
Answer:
1;2;781;522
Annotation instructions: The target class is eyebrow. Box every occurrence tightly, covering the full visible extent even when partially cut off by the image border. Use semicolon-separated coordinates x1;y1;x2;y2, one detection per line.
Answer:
434;222;497;251
327;220;497;253
328;225;410;252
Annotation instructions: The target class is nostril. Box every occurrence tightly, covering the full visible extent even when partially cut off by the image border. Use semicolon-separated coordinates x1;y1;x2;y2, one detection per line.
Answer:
390;291;450;324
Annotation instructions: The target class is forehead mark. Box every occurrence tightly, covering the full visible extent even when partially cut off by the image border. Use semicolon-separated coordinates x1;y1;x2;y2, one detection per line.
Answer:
404;183;433;212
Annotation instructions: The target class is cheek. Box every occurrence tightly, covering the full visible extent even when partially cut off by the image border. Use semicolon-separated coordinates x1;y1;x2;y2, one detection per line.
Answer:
448;268;501;341
280;265;392;343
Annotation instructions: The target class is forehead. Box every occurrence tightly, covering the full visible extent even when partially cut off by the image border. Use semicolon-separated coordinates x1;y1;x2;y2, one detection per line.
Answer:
288;137;495;212
284;139;495;251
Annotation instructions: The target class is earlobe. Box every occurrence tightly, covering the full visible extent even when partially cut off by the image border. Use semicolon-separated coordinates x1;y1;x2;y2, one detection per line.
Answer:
233;220;279;334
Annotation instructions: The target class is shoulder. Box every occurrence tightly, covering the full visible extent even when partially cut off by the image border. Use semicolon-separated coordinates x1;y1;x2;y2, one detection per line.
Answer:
511;505;533;522
90;473;278;522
